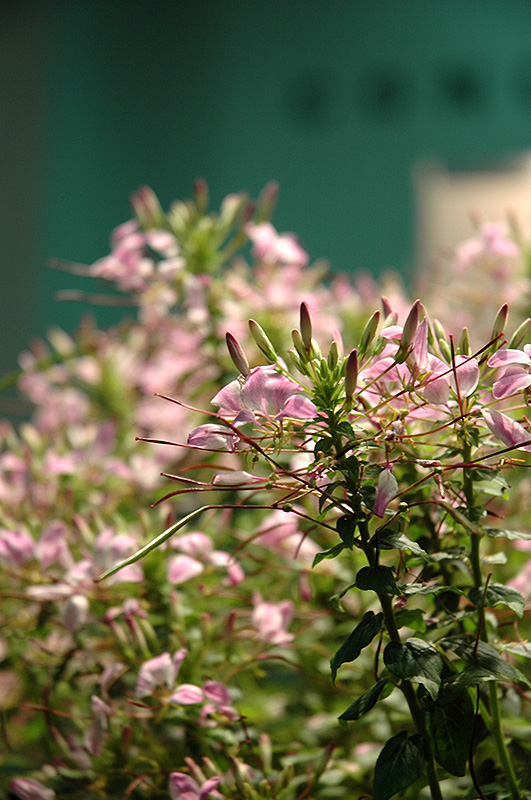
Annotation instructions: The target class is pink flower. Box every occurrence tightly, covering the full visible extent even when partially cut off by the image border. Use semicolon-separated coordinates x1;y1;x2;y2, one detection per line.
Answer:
167;554;205;585
0;528;34;566
488;345;531;399
135;649;188;697
212;366;317;424
169;773;222;800
251;592;294;646
10;778;56;800
169;683;205;704
245;221;309;267
188;424;238;452
374;468;398;517
482;408;531;452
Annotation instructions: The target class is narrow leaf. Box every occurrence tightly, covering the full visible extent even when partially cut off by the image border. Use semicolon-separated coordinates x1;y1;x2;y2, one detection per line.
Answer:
373;731;428;800
384;638;443;699
338;679;390;722
312;542;346;567
330;611;384;684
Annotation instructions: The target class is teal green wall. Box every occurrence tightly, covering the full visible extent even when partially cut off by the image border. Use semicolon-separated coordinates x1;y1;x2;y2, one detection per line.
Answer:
3;0;531;376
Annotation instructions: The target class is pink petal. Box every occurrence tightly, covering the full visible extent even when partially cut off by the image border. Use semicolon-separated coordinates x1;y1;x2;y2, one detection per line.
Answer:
492;367;531;399
374;468;398;517
167;555;204;585
276;394;317;420
482;409;531;452
169;684;204;704
488;348;531;368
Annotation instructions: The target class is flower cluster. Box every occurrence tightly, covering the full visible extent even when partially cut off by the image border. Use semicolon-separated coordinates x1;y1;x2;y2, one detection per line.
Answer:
1;184;531;800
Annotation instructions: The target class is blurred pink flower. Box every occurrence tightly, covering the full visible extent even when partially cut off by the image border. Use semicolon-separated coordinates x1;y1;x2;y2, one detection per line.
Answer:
245;221;308;267
252;592;294;646
169;772;222;800
135;649;188;697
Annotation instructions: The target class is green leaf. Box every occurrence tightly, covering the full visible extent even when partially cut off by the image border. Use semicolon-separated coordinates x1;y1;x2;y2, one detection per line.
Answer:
394;608;427;633
483;526;531;541
330;611;384;684
469;583;525;619
356;565;399;595
384;638;443;699
338;679;390;722
373;731;428;800
336;515;357;548
399;582;463;597
312;542;346;567
442;637;531;689
373;524;429;560
427;687;475;776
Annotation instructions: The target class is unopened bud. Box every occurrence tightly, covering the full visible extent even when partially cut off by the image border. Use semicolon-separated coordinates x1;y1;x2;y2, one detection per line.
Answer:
255;180;279;222
226;332;250;376
130;185;165;229
291;328;307;361
249;319;277;362
300;302;313;351
194;178;209;214
459;327;471;355
396;300;421;362
491;303;509;342
510;317;531;349
345;349;359;400
64;594;89;634
381;296;393;318
359;310;381;357
327;339;340;370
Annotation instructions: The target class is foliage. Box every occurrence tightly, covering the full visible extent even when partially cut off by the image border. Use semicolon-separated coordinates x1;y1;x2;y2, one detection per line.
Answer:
1;183;531;799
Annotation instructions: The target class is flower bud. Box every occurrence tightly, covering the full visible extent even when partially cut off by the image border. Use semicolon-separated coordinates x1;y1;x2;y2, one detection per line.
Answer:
194;178;209;214
249;319;277;362
327;339;339;370
345;349;359;400
359;310;381;357
395;300;421;363
130;185;165;229
300;302;313;351
256;180;279;222
291;328;307;361
510;317;531;349
225;332;250;376
64;594;89;634
491;303;509;342
459;327;471;356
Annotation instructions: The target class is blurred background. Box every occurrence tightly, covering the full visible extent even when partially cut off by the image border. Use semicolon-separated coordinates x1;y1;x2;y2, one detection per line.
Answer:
3;0;531;377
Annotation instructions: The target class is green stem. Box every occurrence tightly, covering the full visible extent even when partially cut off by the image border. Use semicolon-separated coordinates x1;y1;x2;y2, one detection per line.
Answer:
358;518;443;800
378;593;443;800
464;448;521;800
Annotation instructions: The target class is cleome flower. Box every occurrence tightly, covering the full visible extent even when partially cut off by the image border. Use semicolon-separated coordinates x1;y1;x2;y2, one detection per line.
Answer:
211;365;317;425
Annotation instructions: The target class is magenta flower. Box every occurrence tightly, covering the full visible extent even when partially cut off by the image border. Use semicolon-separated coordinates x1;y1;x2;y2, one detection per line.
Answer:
488;345;531;399
374;468;398;517
482;408;531;452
